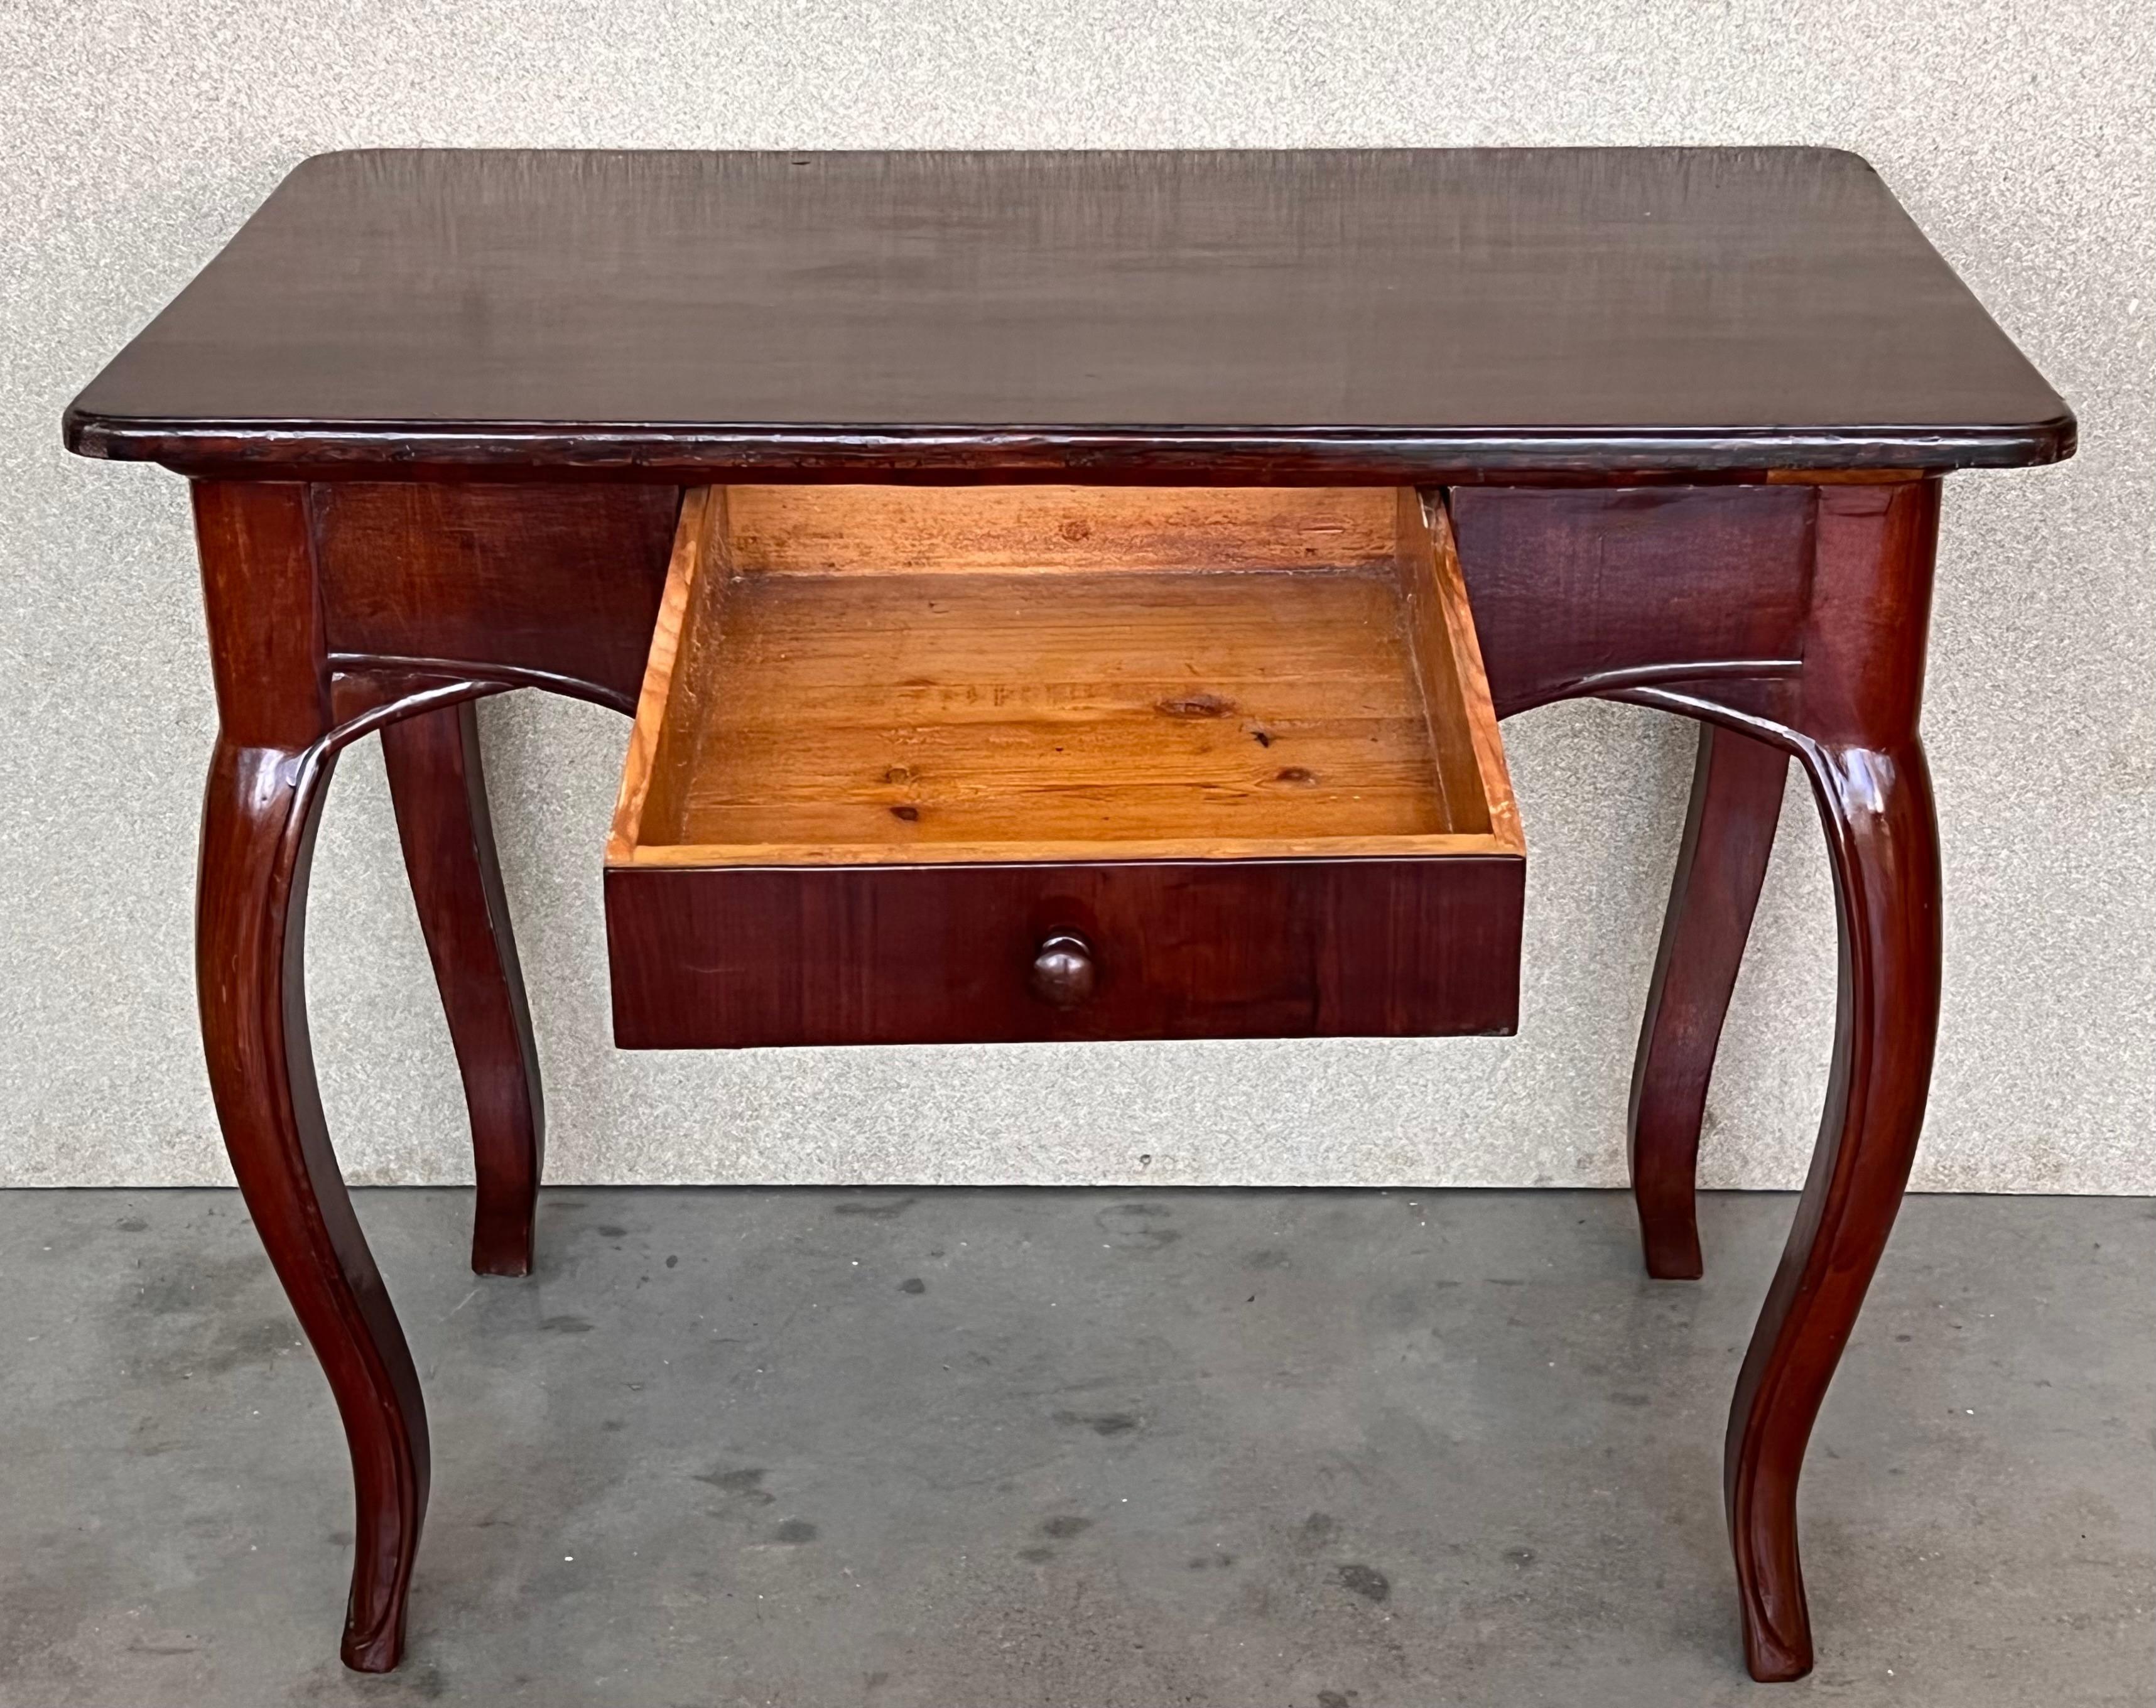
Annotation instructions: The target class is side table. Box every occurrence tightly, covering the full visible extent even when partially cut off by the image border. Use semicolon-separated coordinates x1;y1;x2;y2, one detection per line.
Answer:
65;147;2073;1680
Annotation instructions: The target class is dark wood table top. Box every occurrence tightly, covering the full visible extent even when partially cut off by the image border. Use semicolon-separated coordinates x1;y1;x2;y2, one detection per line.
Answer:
65;148;2072;477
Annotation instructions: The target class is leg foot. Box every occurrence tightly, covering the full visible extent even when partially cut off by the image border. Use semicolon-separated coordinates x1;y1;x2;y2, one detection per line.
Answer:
382;699;544;1277
1725;739;1939;1681
1629;723;1789;1278
200;737;430;1671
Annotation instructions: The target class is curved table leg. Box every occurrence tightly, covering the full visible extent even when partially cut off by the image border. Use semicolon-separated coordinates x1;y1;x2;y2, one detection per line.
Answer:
200;734;430;1672
1628;723;1790;1278
382;698;544;1277
1725;737;1940;1680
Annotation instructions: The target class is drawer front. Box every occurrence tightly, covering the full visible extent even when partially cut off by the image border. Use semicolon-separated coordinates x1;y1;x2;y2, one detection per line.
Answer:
607;856;1523;1048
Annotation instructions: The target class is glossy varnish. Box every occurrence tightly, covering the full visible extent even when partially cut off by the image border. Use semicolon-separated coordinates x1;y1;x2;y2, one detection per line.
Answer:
61;146;2076;1685
605;485;1525;1046
66;149;2070;475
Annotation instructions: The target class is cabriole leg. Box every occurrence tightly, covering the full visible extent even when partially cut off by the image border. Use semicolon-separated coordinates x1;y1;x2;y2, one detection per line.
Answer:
199;735;430;1671
193;479;430;1672
1724;737;1939;1680
1629;722;1789;1278
382;698;544;1277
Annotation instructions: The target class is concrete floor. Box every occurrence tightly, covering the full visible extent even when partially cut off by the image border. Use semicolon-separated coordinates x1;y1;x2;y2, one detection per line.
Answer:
0;1188;2148;1708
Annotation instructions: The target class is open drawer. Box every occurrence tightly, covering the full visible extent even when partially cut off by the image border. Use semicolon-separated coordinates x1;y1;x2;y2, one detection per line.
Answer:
605;485;1524;1047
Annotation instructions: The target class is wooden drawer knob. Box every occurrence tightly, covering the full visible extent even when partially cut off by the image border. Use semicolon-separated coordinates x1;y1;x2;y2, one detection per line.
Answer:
1029;932;1097;1008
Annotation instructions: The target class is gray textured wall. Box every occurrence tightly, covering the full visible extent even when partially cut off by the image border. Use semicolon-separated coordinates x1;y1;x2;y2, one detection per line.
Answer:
4;2;2149;1192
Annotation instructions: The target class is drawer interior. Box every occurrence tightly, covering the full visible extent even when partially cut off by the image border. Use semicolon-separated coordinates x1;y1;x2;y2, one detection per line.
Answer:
609;485;1521;868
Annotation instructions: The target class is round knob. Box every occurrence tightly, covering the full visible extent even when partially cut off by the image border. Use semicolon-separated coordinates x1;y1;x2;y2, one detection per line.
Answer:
1029;932;1097;1008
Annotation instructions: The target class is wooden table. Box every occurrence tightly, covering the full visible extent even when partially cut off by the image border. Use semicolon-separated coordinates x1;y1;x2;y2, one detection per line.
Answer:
65;148;2071;1683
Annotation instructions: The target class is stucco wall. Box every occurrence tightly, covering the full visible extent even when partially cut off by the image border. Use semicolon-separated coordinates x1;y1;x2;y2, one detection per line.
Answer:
3;1;2148;1191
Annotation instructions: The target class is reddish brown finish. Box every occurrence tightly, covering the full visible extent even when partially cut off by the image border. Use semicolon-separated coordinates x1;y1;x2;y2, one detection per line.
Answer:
65;151;2071;477
178;464;1953;1687
1457;477;1946;1677
1449;483;1816;718
1628;725;1790;1279
312;482;680;711
194;480;329;744
1573;479;1944;1680
382;700;544;1277
607;857;1524;1049
1730;739;1937;1680
1713;480;1943;1682
1030;933;1097;1010
67;150;2065;1686
192;482;428;1672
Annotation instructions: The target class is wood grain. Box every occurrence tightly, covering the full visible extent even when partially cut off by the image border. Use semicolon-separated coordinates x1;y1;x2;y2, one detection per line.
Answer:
1394;490;1522;850
607;855;1525;1047
616;833;1517;868
607;486;723;862
1450;484;1817;718
313;482;680;710
382;697;545;1278
192;482;428;1672
1628;722;1789;1280
606;480;1525;1045
77;140;2068;1689
725;485;1398;575
668;568;1451;851
614;484;1516;864
65;149;2072;475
